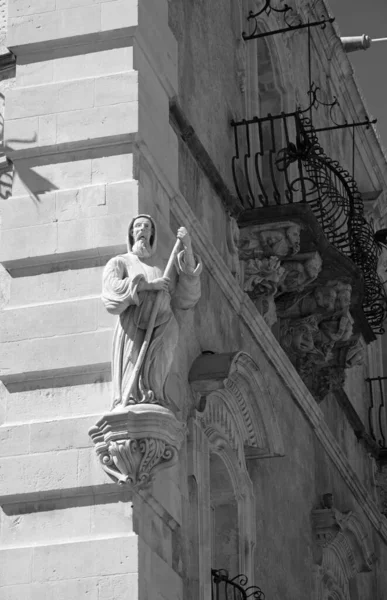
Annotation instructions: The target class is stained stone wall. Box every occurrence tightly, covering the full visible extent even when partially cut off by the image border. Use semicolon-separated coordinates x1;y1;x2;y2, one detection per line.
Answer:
0;1;387;600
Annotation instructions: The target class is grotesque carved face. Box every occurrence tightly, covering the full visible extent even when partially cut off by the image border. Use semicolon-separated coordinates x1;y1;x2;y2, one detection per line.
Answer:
336;285;351;310
305;254;322;280
286;225;301;254
315;287;336;312
292;324;315;353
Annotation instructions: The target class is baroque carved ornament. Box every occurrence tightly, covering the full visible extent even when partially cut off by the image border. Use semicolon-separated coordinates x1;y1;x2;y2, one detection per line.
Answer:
238;209;368;402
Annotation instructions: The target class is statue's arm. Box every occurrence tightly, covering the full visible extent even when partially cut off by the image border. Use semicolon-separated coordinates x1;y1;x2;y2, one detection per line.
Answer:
173;250;202;310
101;256;144;315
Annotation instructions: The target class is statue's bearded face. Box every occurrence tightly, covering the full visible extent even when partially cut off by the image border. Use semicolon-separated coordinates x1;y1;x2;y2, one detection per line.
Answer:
131;217;153;258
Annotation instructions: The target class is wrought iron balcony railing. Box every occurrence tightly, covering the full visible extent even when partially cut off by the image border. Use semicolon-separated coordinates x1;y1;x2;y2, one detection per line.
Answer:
231;111;387;334
211;569;265;600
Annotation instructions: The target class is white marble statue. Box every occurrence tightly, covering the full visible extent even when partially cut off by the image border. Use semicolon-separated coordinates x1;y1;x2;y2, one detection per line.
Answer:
102;215;201;408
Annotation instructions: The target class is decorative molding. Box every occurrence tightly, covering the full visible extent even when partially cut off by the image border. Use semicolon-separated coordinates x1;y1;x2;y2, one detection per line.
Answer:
189;351;284;459
188;350;284;588
169;99;243;218
188;415;256;584
89;404;185;489
312;504;375;600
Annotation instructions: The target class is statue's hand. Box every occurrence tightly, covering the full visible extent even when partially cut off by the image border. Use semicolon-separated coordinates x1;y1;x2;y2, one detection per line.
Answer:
149;276;170;292
177;226;192;249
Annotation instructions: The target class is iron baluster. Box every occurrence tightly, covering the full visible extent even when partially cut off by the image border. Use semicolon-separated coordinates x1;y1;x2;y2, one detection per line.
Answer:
211;569;265;600
244;120;256;208
231;111;387;334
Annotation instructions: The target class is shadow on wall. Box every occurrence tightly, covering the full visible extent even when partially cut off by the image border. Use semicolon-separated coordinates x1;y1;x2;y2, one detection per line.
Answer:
0;92;58;202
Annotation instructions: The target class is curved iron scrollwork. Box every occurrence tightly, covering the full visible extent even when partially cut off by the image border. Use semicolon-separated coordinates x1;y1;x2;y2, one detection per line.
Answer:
242;0;334;41
211;569;265;600
231;112;387;334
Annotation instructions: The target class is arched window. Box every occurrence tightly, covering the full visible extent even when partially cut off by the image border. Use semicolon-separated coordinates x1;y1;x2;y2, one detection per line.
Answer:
187;351;285;599
210;453;239;576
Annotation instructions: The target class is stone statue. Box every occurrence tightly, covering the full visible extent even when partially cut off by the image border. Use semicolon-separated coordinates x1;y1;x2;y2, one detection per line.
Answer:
102;215;202;408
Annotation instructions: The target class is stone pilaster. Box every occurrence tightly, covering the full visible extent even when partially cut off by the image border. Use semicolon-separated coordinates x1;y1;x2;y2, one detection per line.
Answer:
0;1;182;599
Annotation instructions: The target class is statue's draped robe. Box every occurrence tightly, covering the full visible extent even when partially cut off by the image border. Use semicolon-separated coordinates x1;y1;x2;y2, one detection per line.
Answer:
102;251;201;405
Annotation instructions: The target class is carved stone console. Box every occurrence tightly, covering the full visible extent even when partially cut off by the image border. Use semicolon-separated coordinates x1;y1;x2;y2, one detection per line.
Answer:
312;498;375;600
238;206;373;402
89;404;185;489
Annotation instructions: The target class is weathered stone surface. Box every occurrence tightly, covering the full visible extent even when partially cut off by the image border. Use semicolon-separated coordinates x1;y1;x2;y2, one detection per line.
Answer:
16;44;134;87
0;494;133;547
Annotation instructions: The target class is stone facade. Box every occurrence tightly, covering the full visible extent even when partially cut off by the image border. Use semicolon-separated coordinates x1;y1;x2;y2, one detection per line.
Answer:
1;1;387;600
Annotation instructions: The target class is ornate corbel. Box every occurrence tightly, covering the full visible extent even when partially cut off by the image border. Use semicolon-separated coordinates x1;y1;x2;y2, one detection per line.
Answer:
89;404;185;489
312;496;375;580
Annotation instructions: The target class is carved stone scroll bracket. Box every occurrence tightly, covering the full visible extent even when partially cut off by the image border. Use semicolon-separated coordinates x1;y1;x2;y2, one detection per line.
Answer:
188;351;284;459
312;500;375;600
89;404;185;490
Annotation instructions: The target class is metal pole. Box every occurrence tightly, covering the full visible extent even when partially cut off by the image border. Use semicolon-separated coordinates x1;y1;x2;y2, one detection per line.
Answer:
341;35;387;53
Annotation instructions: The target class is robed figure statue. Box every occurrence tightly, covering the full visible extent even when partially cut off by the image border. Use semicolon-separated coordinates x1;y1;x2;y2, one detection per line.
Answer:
102;214;202;408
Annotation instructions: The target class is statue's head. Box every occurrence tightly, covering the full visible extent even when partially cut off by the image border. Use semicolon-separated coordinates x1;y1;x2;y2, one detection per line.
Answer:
128;214;157;258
